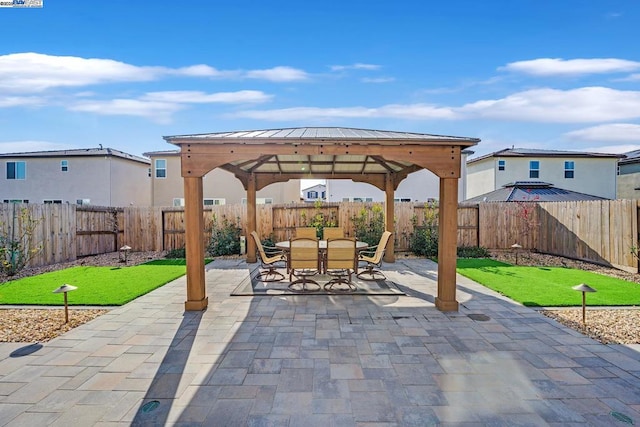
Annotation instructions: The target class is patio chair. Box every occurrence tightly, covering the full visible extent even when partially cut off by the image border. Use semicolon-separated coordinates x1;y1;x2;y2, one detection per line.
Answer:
288;237;321;293
250;231;286;282
324;237;357;292
356;231;392;281
296;227;317;239
322;227;344;240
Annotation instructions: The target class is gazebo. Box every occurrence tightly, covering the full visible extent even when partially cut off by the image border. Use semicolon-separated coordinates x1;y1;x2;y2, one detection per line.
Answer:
164;127;480;312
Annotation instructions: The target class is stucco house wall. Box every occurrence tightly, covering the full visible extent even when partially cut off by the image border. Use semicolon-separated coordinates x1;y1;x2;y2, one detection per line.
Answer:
326;151;472;202
617;150;640;199
147;151;301;206
467;149;620;200
0;148;151;206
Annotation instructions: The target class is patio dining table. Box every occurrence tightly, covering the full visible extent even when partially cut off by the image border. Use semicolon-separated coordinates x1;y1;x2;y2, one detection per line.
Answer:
275;240;369;273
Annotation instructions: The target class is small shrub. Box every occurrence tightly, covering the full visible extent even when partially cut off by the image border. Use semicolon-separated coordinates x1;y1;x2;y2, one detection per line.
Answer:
409;201;439;257
457;246;490;258
0;206;43;276
207;215;242;256
165;247;186;259
301;200;337;239
351;204;385;247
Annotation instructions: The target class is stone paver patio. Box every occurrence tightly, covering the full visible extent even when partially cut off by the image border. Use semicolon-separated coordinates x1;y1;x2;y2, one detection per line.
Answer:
1;258;639;426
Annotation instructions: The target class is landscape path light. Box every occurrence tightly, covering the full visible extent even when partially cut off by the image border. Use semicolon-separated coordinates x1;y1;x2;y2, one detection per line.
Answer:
511;243;522;265
119;245;132;264
572;283;597;325
52;284;77;323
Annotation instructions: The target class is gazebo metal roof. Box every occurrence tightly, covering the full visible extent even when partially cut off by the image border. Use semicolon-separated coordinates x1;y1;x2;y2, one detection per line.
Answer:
164;127;480;190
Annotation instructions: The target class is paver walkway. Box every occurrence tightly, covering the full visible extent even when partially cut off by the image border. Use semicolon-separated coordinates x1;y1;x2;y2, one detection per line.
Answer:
1;258;639;426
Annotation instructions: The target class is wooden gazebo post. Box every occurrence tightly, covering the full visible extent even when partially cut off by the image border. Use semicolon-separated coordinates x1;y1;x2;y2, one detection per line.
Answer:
384;173;395;262
246;174;257;263
435;177;459;312
183;176;208;310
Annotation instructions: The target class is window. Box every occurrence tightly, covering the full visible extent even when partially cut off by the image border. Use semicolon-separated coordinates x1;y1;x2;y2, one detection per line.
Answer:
564;161;575;179
43;199;62;204
308;190;318;198
321;191;326;199
394;198;412;202
61;160;68;172
155;159;167;178
498;160;505;171
204;198;226;206
76;199;90;205
529;160;540;178
3;199;28;203
173;198;185;207
6;161;26;180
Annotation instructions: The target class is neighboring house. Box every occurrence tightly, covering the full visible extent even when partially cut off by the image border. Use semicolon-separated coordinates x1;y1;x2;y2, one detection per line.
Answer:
466;148;622;200
463;181;608;203
301;184;326;202
617;149;639;199
325;150;473;202
145;150;301;206
0;147;151;206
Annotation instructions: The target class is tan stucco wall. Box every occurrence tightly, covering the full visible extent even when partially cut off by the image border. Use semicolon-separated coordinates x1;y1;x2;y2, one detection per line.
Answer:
1;155;150;206
466;159;496;199
617;173;640;199
149;154;301;206
467;156;618;199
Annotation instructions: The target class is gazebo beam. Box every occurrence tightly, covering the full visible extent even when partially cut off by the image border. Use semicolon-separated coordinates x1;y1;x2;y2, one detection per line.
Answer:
246;175;257;263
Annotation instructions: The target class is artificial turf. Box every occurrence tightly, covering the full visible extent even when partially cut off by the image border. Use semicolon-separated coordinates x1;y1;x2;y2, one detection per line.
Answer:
0;262;188;306
456;258;640;307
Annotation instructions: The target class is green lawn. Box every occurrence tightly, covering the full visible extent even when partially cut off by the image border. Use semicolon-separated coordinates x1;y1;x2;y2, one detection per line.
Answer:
0;261;189;306
456;258;640;307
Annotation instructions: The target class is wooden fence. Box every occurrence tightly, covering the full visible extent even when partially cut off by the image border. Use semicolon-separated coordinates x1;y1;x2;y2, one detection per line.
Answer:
1;200;638;272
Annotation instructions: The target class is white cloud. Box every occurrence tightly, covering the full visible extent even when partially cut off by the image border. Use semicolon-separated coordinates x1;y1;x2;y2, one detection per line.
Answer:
141;90;272;104
500;58;640;76
330;63;381;72
617;73;640;82
0;52;165;92
361;77;395;83
0;140;76;154
0;96;45;107
582;144;640;154
564;124;640;142
0;53;305;94
245;66;309;82
458;87;640;122
229;103;456;121
172;64;233;78
69;99;185;123
231;87;640;123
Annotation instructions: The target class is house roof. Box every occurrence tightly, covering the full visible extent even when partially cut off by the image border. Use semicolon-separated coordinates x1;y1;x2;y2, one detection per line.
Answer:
142;150;180;157
619;149;640;165
467;147;623;164
0;147;150;165
163;127;479;190
301;183;326;192
464;181;608;203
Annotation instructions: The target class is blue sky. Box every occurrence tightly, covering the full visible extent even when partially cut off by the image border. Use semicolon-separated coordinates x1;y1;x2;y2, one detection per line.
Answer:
1;0;640;164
